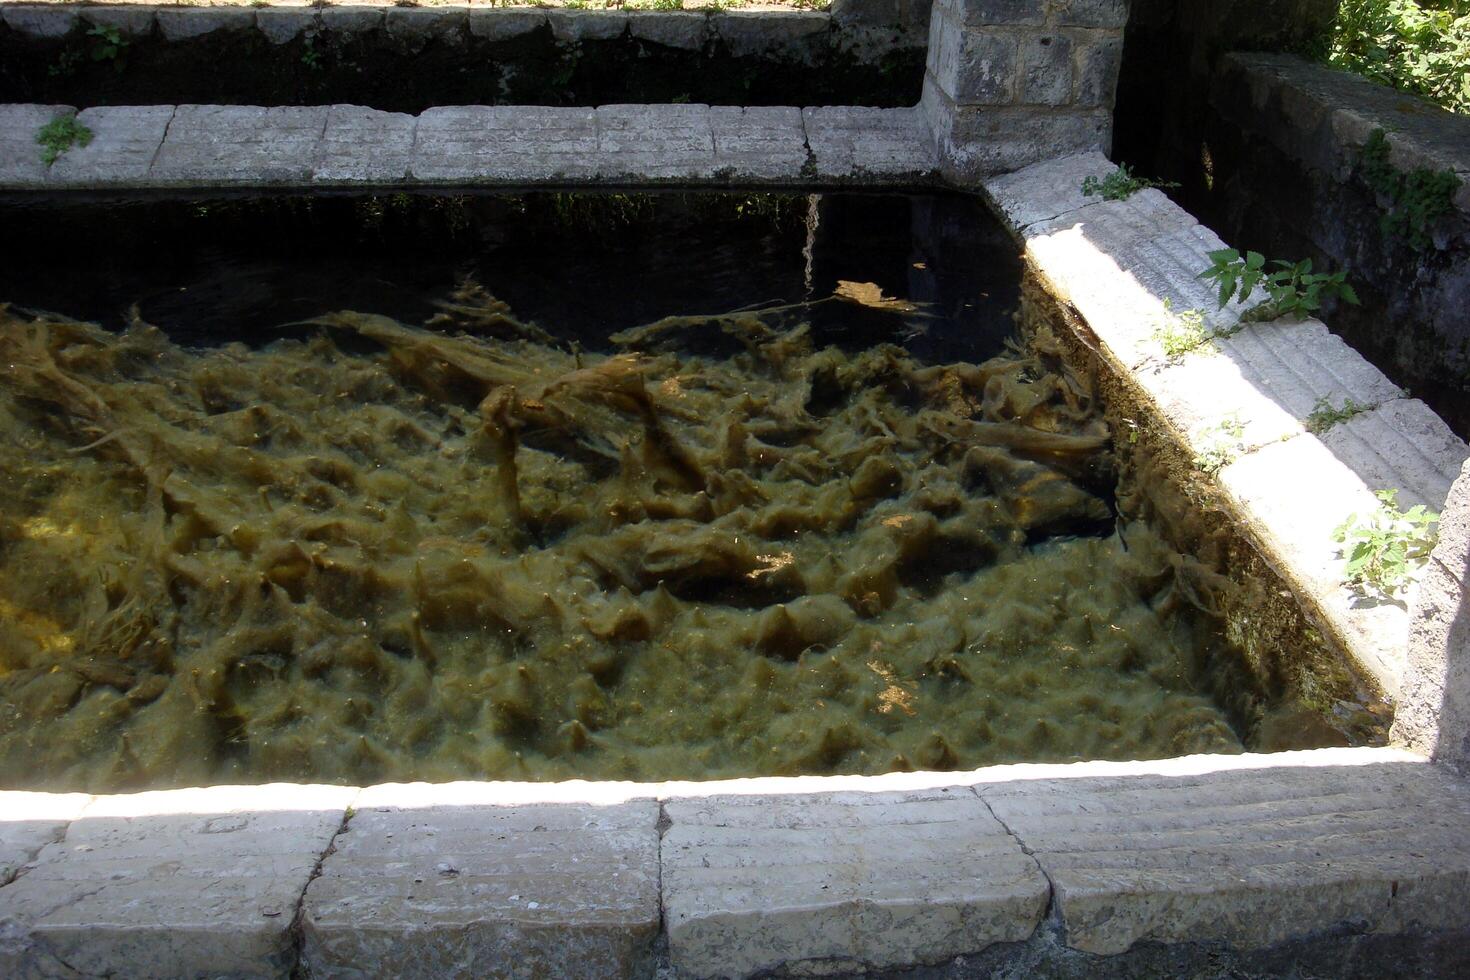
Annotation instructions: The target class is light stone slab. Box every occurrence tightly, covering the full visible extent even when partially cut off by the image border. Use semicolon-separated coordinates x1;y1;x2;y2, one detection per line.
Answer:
1317;398;1468;512
386;7;467;46
1;5;78;39
313;104;415;183
0;784;354;980
547;9;628;43
982;149;1114;231
596;103;715;179
981;757;1470;955
802;105;937;179
0;793;91;886
411;105;598;182
156;7;254;41
302;792;659;979
710;105;808;179
0;104;72;187
48;105;175;187
661;787;1047;979
149;104;329;185
628;10;707;51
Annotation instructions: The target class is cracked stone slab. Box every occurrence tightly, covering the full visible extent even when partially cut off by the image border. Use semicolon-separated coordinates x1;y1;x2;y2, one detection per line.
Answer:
710;105;808;179
661;787;1047;979
313;105;415;184
802;106;937;179
0;784;354;980
596;103;715;180
149;104;329;185
0;104;73;187
0;793;90;886
981;756;1470;955
302;788;659;979
411;105;598;182
48;105;175;187
981;150;1114;231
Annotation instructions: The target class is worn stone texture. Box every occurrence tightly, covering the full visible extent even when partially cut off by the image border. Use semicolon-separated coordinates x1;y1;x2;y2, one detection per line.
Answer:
932;0;1047;28
313;105;415;183
255;7;318;45
1019;33;1074;107
802;106;936;179
302;794;659;979
1;5;78;39
150;104;328;184
0;104;72;187
981;758;1470;955
411;105;597;181
710;105;808;179
0;785;353;980
157;7;254;41
79;5;156;37
662;787;1048;979
1317;399;1467;511
319;6;385;35
0;793;90;886
926;13;1017;106
628;11;707;51
1074;35;1123;108
1052;0;1130;29
547;9;629;43
982;149;1113;230
386;7;468;47
927;93;1113;179
713;10;829;58
468;9;547;42
46;105;174;187
597;103;715;179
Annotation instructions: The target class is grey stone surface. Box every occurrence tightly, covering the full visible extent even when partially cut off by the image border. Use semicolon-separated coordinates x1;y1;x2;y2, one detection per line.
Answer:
468;9;547;42
662;787;1048;978
713;10;829;58
597;103;715;180
255;8;318;46
926;13;1017;106
547;9;629;44
411;105;598;181
319;6;386;35
49;105;175;186
1317;398;1467;511
982;758;1470;955
157;7;254;42
79;5;155;38
303;794;659;979
832;0;902;28
710;105;808;179
802;105;937;178
982;149;1114;230
1019;33;1074;107
1052;0;1130;29
0;104;71;187
1075;35;1123;108
150;104;328;185
0;793;90;886
628;11;707;51
1;5;77;39
0;785;353;980
386;7;467;47
933;0;1047;28
928;95;1113;179
313;105;414;184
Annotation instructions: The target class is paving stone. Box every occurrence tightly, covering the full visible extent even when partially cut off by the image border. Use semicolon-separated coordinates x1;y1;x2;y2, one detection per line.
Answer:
710;105;808;179
313;105;414;183
547;9;628;43
981;757;1470;955
662;787;1047;978
468;9;547;42
1317;399;1467;511
0;104;72;187
0;784;354;980
982;149;1113;230
628;11;707;50
48;105;176;187
79;6;156;37
386;7;467;47
255;7;318;45
302;790;659;979
412;105;598;182
150;104;328;185
1;5;78;39
157;7;254;41
802;106;936;178
596;103;715;180
713;10;829;58
319;6;386;35
0;793;90;886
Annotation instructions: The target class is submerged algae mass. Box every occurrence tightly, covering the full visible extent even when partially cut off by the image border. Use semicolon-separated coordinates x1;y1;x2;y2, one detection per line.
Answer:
0;288;1246;792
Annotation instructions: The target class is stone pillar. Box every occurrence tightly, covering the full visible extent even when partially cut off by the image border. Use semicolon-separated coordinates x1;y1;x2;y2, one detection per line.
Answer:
921;0;1128;181
1393;459;1470;769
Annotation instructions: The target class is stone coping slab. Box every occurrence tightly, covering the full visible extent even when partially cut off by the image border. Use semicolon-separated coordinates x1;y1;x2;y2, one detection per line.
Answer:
981;150;1470;702
5;748;1470;977
0;102;940;189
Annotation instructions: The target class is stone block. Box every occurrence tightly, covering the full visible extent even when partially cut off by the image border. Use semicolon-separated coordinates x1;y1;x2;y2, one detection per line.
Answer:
0;793;90;885
0;785;353;980
832;0;903;28
386;7;467;47
1317;399;1467;511
302;792;660;979
928;96;1111;179
468;10;548;42
411;106;598;182
0;104;73;187
931;0;1046;27
319;6;386;36
981;759;1470;954
78;6;155;38
983;150;1115;231
629;11;708;51
49;105;177;187
1019;33;1074;107
255;8;318;46
596;103;715;180
710;105;808;179
157;8;255;42
927;14;1016;105
1;5;78;40
1394;550;1470;763
1052;0;1130;29
313;105;415;184
547;10;629;43
150;105;329;186
713;11;829;58
803;106;937;179
662;787;1048;978
1074;35;1123;108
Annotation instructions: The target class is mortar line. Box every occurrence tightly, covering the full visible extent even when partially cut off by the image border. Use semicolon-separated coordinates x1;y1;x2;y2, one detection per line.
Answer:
971;785;1058;930
145;105;179;176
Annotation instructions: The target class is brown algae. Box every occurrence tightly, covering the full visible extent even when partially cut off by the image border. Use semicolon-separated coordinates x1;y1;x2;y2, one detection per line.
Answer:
0;288;1266;791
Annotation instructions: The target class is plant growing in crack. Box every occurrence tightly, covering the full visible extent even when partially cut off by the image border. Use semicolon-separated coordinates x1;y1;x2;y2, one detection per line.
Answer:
1333;488;1439;597
1199;249;1360;322
35;116;93;166
1305;395;1373;434
1192;414;1246;475
1152;301;1213;362
1081;163;1180;202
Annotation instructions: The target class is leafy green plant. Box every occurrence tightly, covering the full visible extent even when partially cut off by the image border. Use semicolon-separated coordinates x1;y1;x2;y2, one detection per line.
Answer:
1193;415;1246;475
35;116;93;166
1333;488;1440;595
1306;395;1373;433
1199;249;1360;321
1081;164;1180;202
1326;0;1470;115
301;34;323;71
1153;302;1213;361
88;24;130;72
1358;128;1462;250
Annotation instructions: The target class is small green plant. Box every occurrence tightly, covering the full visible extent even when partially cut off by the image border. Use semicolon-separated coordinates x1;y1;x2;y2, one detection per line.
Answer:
35;116;94;166
1081;163;1180;202
301;34;323;71
88;24;130;71
48;49;83;78
1193;415;1246;475
1333;488;1440;596
1199;249;1360;321
1325;0;1470;115
1305;395;1373;433
1359;128;1462;250
1153;301;1213;361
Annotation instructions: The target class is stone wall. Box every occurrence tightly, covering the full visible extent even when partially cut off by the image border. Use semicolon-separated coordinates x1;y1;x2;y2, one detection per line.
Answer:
920;0;1126;179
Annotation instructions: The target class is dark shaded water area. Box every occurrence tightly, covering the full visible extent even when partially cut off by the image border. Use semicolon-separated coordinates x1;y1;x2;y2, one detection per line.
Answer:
0;191;1353;792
